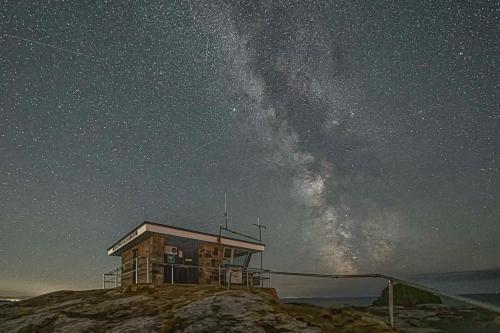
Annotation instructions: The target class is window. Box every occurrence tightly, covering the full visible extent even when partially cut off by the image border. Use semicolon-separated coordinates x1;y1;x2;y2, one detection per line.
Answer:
223;248;233;260
223;247;233;266
232;248;249;266
222;247;249;267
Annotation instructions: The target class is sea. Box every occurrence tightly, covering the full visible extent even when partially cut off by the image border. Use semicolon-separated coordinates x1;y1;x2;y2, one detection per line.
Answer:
0;298;29;306
2;294;499;308
282;296;377;307
281;293;500;308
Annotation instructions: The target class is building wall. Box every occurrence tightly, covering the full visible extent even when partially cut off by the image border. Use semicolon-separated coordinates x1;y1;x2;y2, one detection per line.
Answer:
121;235;165;286
119;236;253;286
198;242;223;284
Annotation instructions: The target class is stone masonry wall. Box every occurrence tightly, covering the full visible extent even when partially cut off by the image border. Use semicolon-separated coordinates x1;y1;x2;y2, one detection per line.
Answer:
121;235;165;286
198;242;223;284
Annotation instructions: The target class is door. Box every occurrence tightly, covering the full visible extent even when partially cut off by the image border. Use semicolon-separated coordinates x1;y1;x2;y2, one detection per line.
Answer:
163;238;199;284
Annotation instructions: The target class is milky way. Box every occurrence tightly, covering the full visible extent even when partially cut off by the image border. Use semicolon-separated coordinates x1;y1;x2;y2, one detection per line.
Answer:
1;1;499;296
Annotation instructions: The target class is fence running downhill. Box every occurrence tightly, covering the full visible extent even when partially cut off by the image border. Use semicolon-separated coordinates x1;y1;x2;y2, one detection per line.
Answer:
103;257;500;328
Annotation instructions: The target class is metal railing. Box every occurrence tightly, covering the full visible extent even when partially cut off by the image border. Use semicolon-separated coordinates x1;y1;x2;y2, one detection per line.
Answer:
103;258;270;289
150;262;271;287
103;256;149;288
103;260;500;328
267;270;500;328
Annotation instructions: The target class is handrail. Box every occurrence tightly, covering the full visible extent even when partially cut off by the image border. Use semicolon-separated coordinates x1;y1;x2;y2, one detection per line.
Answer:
103;260;271;289
149;262;271;287
387;275;500;314
104;256;148;275
151;261;270;273
268;270;500;315
270;271;382;279
103;256;149;288
103;261;500;329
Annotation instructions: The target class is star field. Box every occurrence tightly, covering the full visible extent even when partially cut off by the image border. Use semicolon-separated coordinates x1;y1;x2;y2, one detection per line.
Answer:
0;0;499;296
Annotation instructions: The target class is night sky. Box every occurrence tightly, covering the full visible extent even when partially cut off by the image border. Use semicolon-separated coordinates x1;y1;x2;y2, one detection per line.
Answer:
1;1;499;297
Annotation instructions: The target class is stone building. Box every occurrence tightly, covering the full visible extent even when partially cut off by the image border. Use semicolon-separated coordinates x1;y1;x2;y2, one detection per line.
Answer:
106;221;265;287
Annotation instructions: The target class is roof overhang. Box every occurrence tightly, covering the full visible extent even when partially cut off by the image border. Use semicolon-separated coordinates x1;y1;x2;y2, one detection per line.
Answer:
107;221;265;256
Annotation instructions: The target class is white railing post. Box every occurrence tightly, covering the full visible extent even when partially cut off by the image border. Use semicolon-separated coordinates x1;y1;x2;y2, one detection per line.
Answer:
218;264;221;286
388;279;394;328
114;274;117;288
269;271;272;288
135;257;138;284
171;264;174;285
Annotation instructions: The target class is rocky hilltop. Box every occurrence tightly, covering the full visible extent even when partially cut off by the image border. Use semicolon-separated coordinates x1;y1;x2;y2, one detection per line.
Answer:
0;284;395;333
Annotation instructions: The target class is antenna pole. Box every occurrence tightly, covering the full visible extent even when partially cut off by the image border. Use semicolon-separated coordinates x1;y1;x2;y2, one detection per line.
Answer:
253;217;267;274
257;218;262;242
258;218;262;272
224;192;228;229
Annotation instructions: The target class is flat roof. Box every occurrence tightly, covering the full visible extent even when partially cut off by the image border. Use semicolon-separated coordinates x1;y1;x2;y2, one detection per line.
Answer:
107;221;265;256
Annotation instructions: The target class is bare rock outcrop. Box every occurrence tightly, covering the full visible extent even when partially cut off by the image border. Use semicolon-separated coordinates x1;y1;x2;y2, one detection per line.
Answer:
0;285;395;332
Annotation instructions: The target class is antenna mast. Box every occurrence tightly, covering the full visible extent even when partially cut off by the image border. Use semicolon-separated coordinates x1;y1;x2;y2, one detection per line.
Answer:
218;192;262;243
224;192;228;229
253;217;267;274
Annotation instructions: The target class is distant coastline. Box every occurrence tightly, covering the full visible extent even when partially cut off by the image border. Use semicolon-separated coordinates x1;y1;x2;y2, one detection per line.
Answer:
281;293;500;307
4;293;499;308
0;296;31;306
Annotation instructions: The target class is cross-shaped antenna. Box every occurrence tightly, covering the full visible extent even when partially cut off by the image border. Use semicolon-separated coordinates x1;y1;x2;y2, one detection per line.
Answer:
252;217;267;242
224;192;228;229
252;217;267;276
